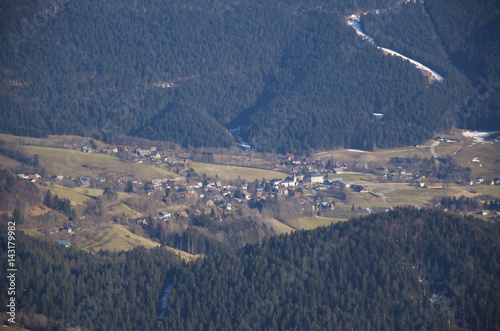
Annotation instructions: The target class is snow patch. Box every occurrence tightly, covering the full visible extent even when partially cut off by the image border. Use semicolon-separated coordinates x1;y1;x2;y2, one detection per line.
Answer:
347;149;370;153
462;130;498;143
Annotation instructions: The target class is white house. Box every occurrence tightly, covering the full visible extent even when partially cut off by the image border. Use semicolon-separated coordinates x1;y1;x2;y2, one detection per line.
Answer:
332;178;350;188
309;172;324;184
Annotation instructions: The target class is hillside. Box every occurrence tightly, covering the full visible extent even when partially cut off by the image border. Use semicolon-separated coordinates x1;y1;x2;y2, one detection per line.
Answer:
1;0;497;153
1;208;499;329
162;208;500;330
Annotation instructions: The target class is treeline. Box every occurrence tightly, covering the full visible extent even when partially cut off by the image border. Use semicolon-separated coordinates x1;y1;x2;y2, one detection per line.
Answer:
440;195;480;212
146;213;269;255
0;0;485;153
0;168;40;212
0;140;38;166
43;189;76;221
190;152;215;164
484;200;500;211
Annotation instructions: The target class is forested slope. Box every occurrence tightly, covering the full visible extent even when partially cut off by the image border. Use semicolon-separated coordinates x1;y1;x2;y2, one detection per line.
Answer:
0;0;496;152
0;225;181;330
2;208;499;330
425;0;500;130
163;208;500;330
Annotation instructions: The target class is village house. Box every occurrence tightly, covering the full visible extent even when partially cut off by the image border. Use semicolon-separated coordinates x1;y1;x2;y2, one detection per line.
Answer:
350;184;363;193
63;223;74;234
186;182;200;189
136;148;150;157
426;184;443;189
159;211;171;220
82;146;93;153
152;179;163;190
278;187;289;196
26;174;41;182
309;172;324;184
331;178;350;188
78;177;90;187
94;176;106;183
151;152;161;160
58;240;71;248
135;217;147;225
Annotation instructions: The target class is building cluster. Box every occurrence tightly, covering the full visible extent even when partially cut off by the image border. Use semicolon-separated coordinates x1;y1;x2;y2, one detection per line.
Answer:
142;168;369;222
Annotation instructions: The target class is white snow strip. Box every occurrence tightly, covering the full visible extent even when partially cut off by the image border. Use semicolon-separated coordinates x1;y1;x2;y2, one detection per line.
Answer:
346;11;444;84
462;130;498;143
347;15;376;46
378;47;443;83
347;149;370;153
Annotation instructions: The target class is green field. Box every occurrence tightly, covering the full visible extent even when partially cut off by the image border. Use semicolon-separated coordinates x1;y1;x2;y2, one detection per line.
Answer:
316;129;500;181
76;223;200;260
262;218;294;234
451;141;500;179
107;203;142;218
346;182;500;210
78;223;160;252
38;184;138;205
191;162;289;181
297;217;344;230
38;184;97;205
24;146;178;181
327;172;377;182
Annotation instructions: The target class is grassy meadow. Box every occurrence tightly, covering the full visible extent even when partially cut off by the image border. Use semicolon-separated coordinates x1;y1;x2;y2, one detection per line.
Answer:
191;162;289;181
24;146;178;181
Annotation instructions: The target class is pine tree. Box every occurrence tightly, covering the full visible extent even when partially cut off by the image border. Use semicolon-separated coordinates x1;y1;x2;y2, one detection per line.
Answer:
44;190;53;207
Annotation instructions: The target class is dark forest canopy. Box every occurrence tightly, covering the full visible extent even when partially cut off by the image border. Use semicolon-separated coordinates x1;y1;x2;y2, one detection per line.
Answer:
0;0;499;153
1;208;499;329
